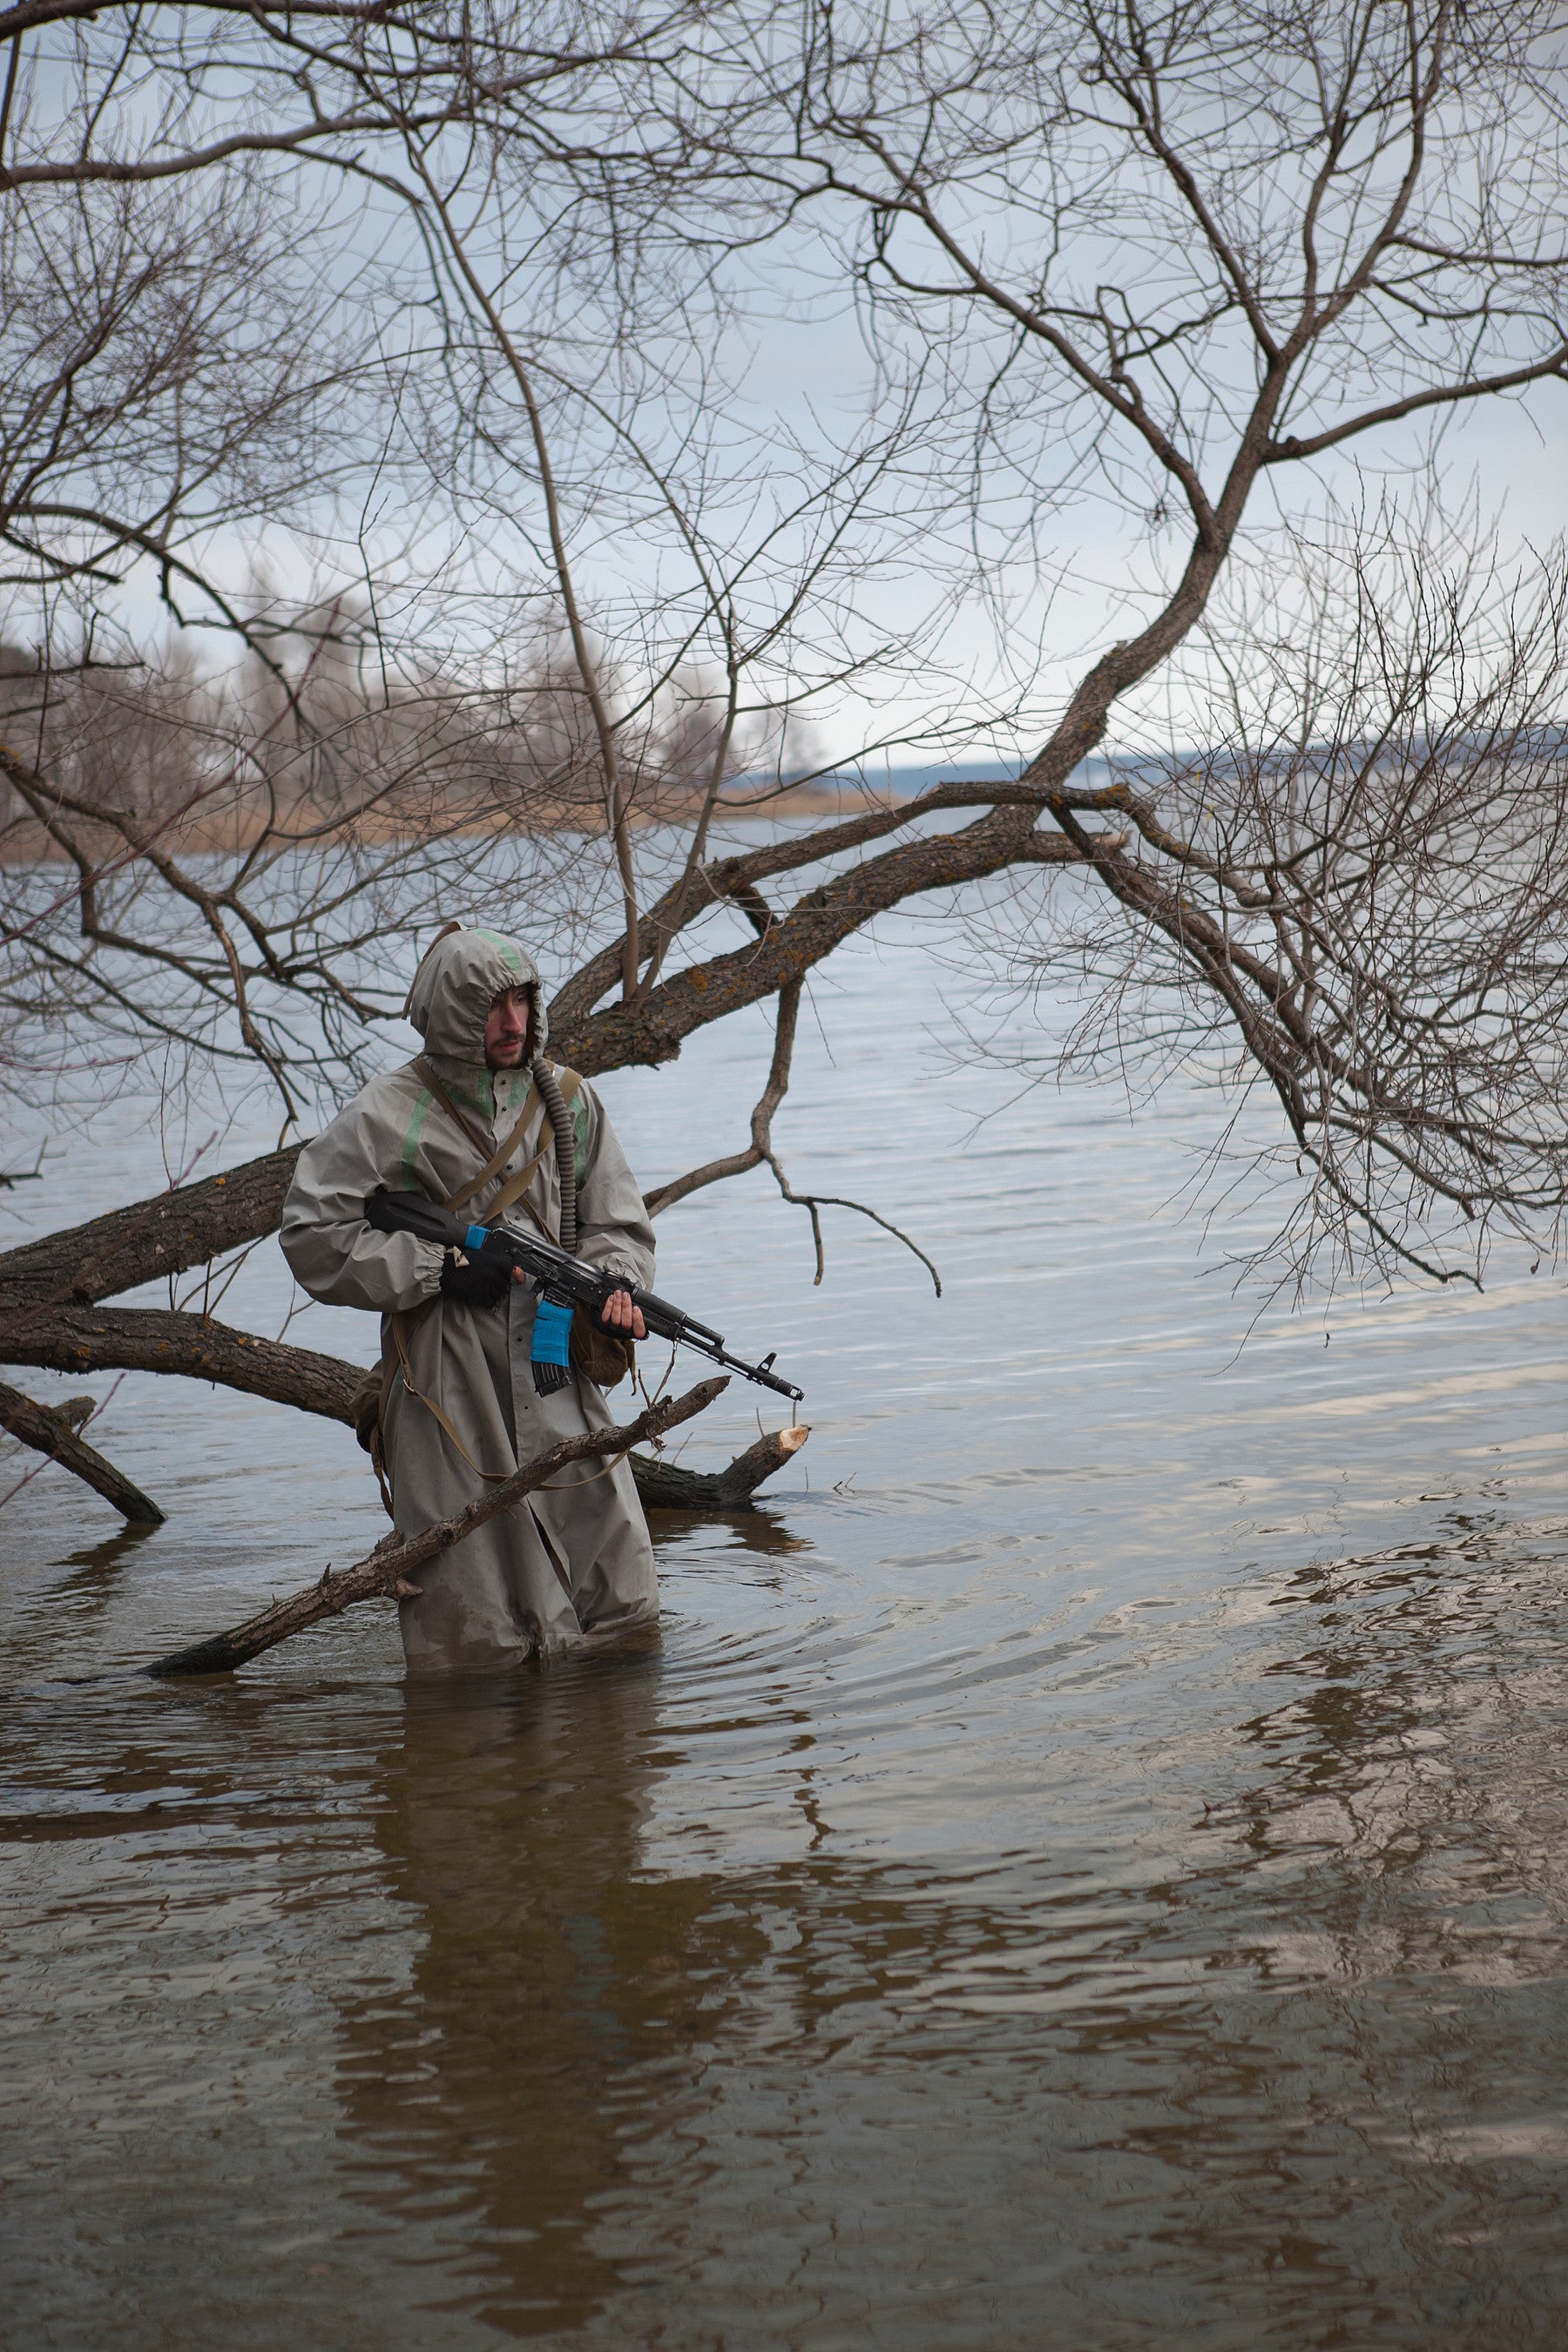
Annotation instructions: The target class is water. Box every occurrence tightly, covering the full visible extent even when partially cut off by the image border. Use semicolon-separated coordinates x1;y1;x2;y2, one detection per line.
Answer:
5;924;1568;2347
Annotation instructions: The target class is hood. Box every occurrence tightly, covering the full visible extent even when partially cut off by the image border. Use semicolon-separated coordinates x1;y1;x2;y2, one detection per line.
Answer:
404;925;546;1066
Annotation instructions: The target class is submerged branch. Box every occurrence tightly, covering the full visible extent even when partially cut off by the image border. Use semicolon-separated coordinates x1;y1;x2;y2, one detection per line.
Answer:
147;1374;729;1676
0;1380;163;1523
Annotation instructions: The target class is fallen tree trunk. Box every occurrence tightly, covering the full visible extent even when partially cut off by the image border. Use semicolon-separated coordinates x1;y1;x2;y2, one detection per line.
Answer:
631;1423;810;1509
2;1304;361;1420
148;1375;727;1677
0;1146;301;1319
0;1296;801;1517
0;1381;165;1524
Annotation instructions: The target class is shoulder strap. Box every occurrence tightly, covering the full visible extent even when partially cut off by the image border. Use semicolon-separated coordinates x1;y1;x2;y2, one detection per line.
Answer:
387;1310;511;1484
411;1056;490;1159
412;1056;544;1214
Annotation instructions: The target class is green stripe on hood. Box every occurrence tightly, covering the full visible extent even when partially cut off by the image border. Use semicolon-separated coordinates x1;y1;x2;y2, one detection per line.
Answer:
404;926;546;1066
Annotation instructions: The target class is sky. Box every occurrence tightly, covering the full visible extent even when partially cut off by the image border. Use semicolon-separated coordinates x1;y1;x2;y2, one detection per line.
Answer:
18;11;1566;778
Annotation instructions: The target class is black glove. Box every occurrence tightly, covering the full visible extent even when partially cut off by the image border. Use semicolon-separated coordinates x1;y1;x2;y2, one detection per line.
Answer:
438;1242;512;1310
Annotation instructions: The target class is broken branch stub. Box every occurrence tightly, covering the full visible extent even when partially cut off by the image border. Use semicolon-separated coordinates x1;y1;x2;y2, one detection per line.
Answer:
632;1423;809;1510
146;1375;729;1678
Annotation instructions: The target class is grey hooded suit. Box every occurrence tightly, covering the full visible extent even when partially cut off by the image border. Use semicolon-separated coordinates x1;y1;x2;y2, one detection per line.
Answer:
280;927;659;1671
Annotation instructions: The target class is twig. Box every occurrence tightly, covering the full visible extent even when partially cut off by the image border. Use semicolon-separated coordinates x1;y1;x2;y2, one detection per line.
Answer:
765;1164;943;1295
642;980;942;1291
404;153;641;998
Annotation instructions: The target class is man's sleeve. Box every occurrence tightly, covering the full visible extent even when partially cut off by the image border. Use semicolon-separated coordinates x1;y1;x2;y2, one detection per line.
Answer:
280;1084;444;1314
571;1081;656;1291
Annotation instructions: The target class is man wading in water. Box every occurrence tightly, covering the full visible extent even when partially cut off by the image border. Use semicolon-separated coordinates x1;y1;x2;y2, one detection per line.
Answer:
280;925;656;1671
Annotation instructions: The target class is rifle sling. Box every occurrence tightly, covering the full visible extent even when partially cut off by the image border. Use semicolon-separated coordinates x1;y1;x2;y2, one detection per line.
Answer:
411;1054;583;1221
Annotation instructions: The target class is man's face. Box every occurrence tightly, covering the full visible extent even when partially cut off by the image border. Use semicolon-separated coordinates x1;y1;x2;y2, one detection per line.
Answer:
483;985;531;1070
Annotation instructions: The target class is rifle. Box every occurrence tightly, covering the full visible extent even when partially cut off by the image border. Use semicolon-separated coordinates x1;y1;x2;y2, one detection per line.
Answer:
364;1186;806;1403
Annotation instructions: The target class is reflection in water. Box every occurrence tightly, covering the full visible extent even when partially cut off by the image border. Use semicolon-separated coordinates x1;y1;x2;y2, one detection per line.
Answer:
5;1543;1568;2346
1217;1510;1568;1990
312;1532;1568;2347
645;1502;814;1560
334;1652;765;2339
55;1523;163;1577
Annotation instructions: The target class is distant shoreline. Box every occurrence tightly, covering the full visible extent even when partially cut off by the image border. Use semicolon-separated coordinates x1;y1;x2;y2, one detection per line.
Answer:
0;772;917;868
